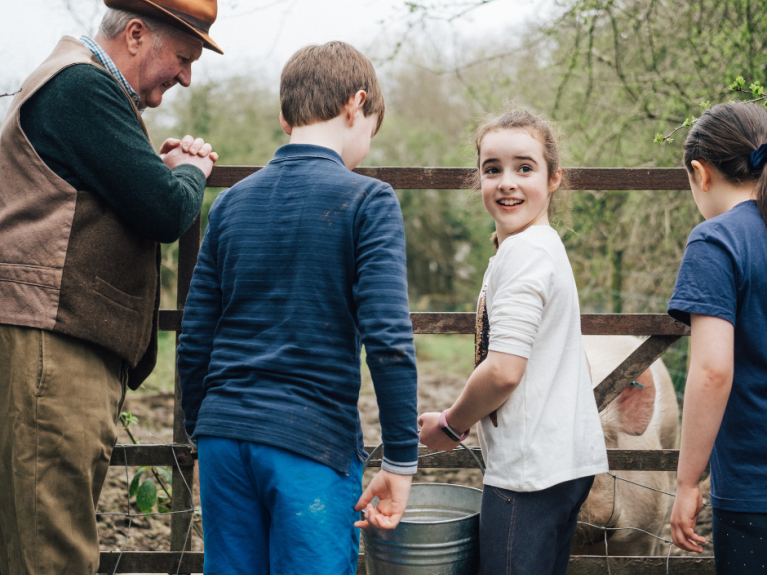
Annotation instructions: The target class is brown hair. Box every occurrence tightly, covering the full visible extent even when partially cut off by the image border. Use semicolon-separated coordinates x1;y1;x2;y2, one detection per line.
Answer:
471;109;568;249
280;42;385;134
684;102;767;225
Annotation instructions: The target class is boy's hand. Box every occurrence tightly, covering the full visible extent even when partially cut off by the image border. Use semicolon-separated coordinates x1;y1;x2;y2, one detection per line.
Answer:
354;470;412;530
418;411;461;452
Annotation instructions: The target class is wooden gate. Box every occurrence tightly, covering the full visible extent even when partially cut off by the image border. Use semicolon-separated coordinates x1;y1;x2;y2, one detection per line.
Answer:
98;166;715;573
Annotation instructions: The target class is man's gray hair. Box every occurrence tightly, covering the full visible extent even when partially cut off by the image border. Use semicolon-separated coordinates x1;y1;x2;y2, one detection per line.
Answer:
99;8;195;49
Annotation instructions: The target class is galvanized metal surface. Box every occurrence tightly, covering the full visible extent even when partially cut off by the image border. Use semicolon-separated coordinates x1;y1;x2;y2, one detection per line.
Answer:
362;483;482;575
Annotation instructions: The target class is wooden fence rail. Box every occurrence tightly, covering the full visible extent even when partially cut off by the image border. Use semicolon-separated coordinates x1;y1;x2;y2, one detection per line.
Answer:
109;444;682;472
115;167;698;573
97;552;715;574
206;166;691;190
159;311;690;335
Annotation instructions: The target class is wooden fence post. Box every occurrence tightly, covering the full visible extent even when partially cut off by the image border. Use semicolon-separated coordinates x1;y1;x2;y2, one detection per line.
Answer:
170;215;202;567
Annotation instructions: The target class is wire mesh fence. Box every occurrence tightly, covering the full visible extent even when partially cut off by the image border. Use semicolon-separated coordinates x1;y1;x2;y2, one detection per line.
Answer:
92;166;715;573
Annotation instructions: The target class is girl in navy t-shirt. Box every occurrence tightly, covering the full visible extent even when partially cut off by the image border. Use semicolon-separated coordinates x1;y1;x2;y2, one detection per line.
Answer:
668;102;767;573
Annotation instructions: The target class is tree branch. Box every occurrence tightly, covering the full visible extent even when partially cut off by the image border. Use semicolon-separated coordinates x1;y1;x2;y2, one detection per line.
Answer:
656;84;767;143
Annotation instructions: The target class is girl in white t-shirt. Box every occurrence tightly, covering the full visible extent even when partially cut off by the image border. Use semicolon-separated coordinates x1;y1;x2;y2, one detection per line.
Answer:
418;109;608;575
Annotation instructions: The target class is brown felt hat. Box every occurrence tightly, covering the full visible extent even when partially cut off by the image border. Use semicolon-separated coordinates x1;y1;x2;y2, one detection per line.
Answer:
103;0;223;54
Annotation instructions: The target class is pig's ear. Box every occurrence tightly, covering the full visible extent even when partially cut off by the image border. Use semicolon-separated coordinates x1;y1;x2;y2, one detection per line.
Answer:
615;369;656;436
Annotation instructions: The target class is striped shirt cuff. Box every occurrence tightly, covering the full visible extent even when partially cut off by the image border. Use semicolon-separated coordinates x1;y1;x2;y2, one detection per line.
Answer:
382;456;418;475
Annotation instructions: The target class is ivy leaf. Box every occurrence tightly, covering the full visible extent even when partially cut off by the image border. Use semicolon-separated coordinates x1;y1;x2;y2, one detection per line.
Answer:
136;478;157;515
158;506;171;514
129;467;146;498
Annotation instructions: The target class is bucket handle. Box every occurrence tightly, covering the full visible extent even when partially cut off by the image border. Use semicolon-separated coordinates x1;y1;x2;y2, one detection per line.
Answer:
362;442;485;476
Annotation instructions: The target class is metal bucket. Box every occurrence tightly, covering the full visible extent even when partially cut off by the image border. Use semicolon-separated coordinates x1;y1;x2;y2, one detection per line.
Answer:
361;482;482;574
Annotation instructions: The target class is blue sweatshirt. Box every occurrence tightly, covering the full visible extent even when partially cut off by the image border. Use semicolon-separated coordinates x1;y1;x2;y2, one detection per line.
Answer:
178;144;419;475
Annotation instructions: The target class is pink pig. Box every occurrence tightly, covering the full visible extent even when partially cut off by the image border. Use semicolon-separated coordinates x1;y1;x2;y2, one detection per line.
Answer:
571;336;679;556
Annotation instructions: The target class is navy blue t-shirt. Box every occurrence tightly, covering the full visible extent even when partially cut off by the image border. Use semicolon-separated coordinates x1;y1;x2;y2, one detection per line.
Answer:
668;200;767;513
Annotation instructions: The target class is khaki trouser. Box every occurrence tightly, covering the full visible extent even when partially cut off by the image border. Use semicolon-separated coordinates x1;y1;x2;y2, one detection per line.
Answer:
0;324;127;575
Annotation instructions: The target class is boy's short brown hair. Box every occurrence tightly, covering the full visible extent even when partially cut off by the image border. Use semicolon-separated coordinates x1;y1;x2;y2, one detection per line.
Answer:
280;41;385;134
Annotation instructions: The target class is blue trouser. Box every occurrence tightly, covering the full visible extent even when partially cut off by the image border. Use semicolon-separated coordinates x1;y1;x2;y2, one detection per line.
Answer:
712;507;767;574
479;475;594;575
197;436;364;575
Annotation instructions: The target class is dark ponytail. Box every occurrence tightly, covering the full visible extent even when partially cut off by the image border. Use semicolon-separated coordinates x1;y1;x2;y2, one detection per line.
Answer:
684;103;767;225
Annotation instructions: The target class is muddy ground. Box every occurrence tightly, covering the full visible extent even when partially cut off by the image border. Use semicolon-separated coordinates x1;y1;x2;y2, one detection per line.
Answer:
97;371;713;564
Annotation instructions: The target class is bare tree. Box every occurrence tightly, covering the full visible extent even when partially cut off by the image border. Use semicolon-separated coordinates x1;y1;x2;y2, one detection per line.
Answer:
60;0;105;35
59;0;297;35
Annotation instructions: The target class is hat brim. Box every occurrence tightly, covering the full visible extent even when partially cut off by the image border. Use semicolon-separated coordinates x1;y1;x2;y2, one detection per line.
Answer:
104;0;223;54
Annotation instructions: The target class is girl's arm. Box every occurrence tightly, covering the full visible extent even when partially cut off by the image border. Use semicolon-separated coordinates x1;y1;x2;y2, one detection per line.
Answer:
418;350;527;451
670;313;734;553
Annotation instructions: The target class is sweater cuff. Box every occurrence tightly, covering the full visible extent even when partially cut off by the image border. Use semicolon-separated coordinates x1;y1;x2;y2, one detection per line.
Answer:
382;456;418;475
172;163;208;191
381;443;419;475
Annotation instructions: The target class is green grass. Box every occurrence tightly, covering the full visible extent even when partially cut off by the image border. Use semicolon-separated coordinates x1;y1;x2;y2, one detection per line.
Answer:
136;330;177;395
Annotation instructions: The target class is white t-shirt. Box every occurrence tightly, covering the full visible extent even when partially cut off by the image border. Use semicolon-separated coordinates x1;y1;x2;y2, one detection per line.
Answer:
477;226;608;492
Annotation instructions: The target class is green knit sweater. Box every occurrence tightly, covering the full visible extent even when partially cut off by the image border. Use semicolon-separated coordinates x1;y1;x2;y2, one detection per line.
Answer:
20;63;206;243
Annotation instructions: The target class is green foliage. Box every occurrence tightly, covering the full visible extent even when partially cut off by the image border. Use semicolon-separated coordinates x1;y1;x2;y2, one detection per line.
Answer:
729;76;747;91
135;477;157;515
369;67;496;309
128;467;145;498
119;412;174;517
120;412;138;427
144;76;288;306
139;0;752;394
136;331;176;394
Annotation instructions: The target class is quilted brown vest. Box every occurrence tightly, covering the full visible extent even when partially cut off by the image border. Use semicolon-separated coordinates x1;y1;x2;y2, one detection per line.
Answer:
0;36;160;389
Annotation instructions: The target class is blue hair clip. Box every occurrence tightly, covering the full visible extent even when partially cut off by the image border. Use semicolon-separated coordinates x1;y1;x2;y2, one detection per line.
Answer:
630;380;644;389
749;143;767;171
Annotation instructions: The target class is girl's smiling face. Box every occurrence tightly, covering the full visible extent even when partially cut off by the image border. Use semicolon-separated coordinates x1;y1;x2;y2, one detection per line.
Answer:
479;128;561;243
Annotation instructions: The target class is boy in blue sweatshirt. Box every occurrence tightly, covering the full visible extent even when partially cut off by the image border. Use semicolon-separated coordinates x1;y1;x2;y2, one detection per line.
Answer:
178;41;419;574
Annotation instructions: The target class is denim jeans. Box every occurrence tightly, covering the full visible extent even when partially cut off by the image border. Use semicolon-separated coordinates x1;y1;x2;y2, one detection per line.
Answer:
479;475;595;575
712;507;767;574
197;436;364;575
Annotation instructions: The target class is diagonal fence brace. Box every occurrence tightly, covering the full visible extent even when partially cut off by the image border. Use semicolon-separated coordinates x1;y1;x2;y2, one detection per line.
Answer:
593;335;681;412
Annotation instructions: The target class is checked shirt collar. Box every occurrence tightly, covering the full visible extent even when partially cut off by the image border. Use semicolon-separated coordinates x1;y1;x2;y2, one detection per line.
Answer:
80;36;143;112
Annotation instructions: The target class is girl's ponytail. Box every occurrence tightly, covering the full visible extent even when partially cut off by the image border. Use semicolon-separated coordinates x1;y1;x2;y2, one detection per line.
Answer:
752;144;767;225
684;103;767;226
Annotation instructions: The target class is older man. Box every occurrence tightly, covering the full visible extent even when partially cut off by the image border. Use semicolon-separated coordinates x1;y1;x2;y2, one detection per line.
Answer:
0;1;222;573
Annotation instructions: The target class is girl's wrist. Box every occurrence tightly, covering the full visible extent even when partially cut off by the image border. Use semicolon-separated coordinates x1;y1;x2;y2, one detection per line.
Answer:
677;476;702;490
440;409;469;442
